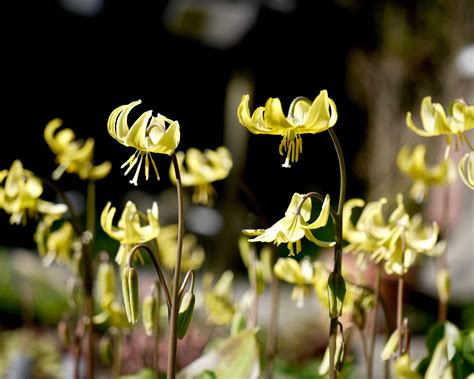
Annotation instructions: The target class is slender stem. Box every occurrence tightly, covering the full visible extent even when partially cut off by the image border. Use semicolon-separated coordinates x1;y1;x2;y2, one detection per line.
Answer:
83;180;96;379
155;284;162;376
327;128;346;379
127;244;172;313
248;247;259;328
265;247;280;379
367;264;382;379
397;232;406;357
438;186;450;322
168;153;185;379
112;329;122;378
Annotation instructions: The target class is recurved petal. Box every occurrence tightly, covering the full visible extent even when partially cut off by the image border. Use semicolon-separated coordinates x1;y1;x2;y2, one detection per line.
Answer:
87;161;112;181
147;120;180;155
305;230;335;248
264;97;293;130
44;118;69;153
302;90;333;132
37;200;68;215
304;194;330;229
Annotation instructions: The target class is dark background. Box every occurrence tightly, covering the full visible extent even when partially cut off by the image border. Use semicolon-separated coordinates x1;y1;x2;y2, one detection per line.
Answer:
2;0;377;253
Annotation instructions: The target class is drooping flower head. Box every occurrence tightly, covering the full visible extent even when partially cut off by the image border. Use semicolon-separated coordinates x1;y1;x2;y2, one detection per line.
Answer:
243;193;334;256
397;144;455;203
169;146;233;205
34;214;79;269
44;118;111;181
202;270;236;326
406;97;474;157
372;194;440;275
107;100;181;186
100;200;160;265
0;160;67;225
274;257;316;308
238;90;338;167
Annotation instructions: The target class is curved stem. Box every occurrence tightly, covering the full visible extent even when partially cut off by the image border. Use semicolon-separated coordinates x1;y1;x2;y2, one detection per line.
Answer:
127;244;172;313
327;128;346;379
298;191;338;224
168;153;185;379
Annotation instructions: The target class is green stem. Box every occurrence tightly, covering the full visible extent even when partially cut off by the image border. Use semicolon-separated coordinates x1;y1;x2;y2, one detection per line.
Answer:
367;264;382;379
327;128;346;379
265;247;280;379
83;180;96;379
126;244;172;313
168;154;185;379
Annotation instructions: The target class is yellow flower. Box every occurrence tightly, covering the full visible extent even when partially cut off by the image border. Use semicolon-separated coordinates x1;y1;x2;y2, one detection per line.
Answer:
169;146;233;205
372;194;439;275
107;100;180;186
0;160;67;225
156;224;205;272
406;97;474;157
237;90;338;167
100;200;160;265
458;151;474;190
397;144;455;203
406;96;454;137
44;118;111;181
34;214;78;268
274;257;316;308
202;271;236;326
243;193;334;256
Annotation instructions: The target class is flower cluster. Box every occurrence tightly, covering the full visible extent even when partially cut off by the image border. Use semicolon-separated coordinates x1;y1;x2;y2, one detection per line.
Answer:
343;193;439;275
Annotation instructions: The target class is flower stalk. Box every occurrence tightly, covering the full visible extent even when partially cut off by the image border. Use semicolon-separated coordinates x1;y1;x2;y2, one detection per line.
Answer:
327;128;346;379
168;153;185;379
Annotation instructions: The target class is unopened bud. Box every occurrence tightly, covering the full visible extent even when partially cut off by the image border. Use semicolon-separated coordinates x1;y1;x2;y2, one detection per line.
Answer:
328;272;346;318
122;266;139;324
99;335;113;366
436;268;451;303
142;294;157;336
97;261;115;303
177;292;195;339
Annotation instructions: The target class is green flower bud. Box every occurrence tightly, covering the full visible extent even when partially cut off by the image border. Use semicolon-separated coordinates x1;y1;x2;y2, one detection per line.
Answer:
97;261;115;303
99;335;113;366
122;266;139;324
142;294;157;336
436;268;451;303
73;251;85;281
327;272;346;318
177;292;195;340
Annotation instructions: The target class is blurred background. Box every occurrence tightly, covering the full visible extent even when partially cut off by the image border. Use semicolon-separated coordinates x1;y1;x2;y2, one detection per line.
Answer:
1;0;473;376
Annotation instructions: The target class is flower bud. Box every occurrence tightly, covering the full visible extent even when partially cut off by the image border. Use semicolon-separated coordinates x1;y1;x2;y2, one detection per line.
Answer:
436;268;451;303
99;335;113;366
122;266;139;324
142;294;157;336
177;292;195;339
327;272;346;318
97;260;115;303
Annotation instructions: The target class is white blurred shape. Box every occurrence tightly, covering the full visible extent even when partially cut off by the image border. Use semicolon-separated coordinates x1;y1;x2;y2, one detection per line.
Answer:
163;0;259;49
59;0;104;17
186;205;224;236
455;44;474;78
